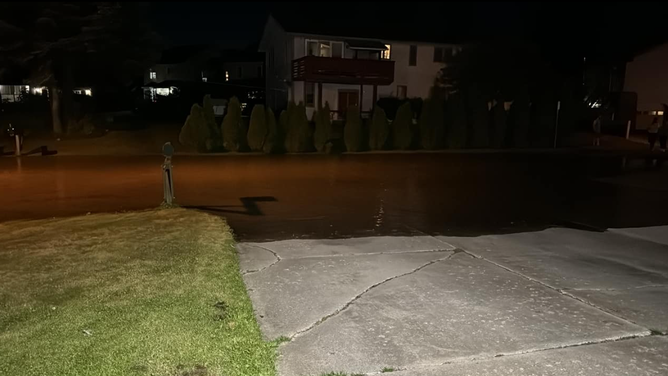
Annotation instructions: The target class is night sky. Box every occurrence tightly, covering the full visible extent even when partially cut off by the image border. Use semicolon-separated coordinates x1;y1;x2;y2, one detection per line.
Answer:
150;2;668;62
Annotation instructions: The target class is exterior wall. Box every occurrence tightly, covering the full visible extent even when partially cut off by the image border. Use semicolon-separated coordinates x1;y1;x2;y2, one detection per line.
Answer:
625;43;668;112
289;34;452;102
258;16;290;110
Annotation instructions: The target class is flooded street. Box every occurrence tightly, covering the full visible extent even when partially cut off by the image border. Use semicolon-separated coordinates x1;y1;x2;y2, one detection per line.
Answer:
1;152;667;240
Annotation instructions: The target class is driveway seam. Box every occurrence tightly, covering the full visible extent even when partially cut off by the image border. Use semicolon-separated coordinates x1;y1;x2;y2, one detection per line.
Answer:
240;244;282;275
275;248;455;261
290;250;461;339
566;284;668;292
454;247;651;331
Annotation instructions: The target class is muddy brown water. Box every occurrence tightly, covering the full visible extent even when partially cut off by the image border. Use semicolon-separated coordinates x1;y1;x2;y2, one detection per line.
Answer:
1;153;666;241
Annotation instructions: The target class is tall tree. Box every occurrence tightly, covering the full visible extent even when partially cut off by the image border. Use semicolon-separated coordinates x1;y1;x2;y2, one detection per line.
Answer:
0;2;160;133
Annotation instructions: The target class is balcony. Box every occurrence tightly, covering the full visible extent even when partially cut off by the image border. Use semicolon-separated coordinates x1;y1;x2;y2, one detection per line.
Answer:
292;56;395;85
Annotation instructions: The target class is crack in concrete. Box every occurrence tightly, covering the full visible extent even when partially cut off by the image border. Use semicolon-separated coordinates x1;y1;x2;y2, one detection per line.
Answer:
240;244;282;275
280;247;456;261
290;250;461;339
566;284;668;292
450;246;651;331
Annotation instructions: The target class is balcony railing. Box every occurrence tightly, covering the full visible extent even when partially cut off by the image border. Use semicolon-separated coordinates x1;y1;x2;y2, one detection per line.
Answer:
292;56;395;85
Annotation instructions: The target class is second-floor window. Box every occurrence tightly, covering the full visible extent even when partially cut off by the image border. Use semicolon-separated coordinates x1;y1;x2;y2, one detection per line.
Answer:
409;45;417;66
306;40;343;58
149;71;157;80
381;44;391;60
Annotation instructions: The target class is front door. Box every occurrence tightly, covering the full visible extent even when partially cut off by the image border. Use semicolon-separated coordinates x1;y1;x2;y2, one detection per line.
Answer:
338;90;359;113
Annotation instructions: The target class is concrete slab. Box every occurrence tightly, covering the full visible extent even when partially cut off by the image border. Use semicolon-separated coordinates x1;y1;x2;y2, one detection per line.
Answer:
438;229;668;291
390;336;668;376
439;228;668;332
243;236;455;260
243;250;453;340
278;254;648;376
237;243;279;273
611;225;668;247
569;287;668;334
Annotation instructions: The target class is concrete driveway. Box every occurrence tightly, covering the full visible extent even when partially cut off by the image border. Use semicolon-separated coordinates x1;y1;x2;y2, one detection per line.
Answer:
239;228;668;376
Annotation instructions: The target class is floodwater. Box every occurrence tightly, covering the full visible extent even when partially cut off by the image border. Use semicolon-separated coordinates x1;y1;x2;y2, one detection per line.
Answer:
1;153;667;241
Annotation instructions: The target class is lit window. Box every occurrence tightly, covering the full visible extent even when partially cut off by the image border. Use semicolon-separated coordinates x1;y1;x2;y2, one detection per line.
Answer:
241;102;248;111
73;89;83;95
658;111;665;116
149;71;157;80
202;77;208;83
381;44;391;60
306;40;342;58
225;71;229;82
84;89;92;97
156;88;170;96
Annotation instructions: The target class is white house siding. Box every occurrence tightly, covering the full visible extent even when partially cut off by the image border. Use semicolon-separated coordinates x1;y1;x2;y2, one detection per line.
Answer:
259;16;290;110
625;43;668;112
288;35;450;108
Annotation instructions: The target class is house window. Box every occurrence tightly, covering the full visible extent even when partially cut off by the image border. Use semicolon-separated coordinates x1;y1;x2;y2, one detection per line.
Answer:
305;82;315;107
381;44;391;60
306;40;343;58
202;77;208;83
397;85;407;100
225;71;229;82
237;67;243;79
149;71;157;80
409;45;417;66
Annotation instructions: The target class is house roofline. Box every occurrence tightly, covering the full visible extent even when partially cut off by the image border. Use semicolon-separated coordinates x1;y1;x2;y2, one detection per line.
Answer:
285;31;461;47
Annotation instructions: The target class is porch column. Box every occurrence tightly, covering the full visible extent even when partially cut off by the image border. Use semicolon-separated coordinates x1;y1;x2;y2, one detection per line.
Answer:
372;85;378;109
359;84;364;110
318;82;323;109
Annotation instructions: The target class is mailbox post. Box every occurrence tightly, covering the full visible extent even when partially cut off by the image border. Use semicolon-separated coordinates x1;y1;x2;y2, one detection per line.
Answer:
162;142;175;205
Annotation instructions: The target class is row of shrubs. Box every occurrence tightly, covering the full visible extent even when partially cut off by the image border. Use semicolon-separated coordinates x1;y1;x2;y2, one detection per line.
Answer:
179;94;570;153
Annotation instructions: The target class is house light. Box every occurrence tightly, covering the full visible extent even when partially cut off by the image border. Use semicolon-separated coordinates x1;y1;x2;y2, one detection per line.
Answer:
156;88;170;96
658;111;664;116
84;89;92;97
225;71;229;82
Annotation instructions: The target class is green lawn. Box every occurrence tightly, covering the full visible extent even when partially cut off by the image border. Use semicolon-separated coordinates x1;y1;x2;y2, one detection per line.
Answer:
0;209;276;376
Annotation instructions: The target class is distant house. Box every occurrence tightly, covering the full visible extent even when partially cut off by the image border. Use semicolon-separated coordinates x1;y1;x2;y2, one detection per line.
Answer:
143;46;265;110
258;14;460;116
624;42;668;129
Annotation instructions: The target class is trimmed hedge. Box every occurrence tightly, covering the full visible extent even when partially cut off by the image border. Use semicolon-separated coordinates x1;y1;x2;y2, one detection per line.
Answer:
369;106;389;150
285;102;311;152
344;106;362;152
419;99;445;150
314;102;332;152
179;103;211;152
247;104;267;151
222;96;243;152
263;107;279;153
393;102;413;150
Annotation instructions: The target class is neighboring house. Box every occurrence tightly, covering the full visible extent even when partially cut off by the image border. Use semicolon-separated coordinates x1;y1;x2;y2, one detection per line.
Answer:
143;46;265;108
259;14;460;116
624;42;668;129
1;85;91;102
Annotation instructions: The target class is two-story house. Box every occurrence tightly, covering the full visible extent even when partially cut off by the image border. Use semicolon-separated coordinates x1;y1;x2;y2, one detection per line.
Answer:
259;15;460;116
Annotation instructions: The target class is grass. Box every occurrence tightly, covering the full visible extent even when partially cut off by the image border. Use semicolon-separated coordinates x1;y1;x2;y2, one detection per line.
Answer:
381;367;395;373
0;208;276;376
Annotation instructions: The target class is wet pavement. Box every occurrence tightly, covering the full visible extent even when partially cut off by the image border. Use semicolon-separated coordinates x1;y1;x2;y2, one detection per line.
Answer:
1;152;667;240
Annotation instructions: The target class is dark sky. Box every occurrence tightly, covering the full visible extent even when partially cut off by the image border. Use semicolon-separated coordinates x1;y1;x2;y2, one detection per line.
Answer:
150;2;668;61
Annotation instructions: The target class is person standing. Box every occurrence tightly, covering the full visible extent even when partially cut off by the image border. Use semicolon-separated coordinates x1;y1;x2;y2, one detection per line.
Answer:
592;115;602;146
648;117;660;151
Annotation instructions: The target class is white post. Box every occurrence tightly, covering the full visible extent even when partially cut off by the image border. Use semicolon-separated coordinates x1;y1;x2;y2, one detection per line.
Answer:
625;120;631;140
